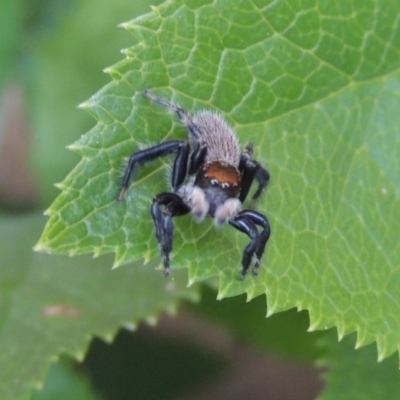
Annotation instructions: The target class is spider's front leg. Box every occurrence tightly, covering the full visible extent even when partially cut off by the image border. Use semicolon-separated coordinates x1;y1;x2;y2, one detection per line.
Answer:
117;140;190;202
230;210;271;280
151;193;191;276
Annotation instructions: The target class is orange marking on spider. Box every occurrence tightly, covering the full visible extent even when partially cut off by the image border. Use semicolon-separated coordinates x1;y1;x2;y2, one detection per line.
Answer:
204;161;241;187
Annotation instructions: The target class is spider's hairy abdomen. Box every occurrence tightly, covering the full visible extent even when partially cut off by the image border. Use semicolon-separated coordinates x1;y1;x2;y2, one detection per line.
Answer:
192;110;241;166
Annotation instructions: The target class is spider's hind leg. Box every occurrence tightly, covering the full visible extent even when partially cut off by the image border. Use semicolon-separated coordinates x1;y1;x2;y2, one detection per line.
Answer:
143;90;202;140
151;193;191;276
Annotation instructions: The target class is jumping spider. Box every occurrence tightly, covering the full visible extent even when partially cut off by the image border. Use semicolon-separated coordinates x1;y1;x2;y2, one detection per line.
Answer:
117;90;271;280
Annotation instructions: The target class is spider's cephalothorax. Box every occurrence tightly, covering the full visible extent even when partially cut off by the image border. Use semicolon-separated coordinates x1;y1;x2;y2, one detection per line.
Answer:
117;90;271;280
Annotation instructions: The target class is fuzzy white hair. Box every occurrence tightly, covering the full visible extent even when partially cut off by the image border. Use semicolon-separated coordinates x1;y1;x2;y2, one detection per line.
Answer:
191;111;241;166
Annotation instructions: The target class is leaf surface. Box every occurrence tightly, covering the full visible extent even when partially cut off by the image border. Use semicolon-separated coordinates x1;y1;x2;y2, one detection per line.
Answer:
0;0;21;90
0;214;197;400
37;0;400;361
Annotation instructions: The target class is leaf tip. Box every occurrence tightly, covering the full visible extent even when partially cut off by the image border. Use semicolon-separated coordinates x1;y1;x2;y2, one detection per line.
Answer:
104;66;123;80
72;350;86;363
43;207;52;216
354;330;368;350
307;311;323;332
216;285;228;300
150;5;161;15
118;21;140;37
123;322;137;331
54;181;67;191
187;278;195;287
92;248;101;258
265;305;276;318
336;323;347;342
78;98;96;111
376;339;395;362
142;252;153;265
121;48;134;59
101;332;116;344
245;285;262;302
146;316;157;326
33;241;51;254
118;21;130;30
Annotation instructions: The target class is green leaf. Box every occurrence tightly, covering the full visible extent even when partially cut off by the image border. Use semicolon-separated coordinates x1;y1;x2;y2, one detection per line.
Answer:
31;0;163;203
188;286;324;361
318;333;400;400
31;358;101;400
36;0;400;362
0;0;21;90
0;214;197;400
83;328;226;399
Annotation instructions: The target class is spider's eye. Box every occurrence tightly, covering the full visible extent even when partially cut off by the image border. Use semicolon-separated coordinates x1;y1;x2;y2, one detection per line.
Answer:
203;161;241;187
210;179;219;186
195;161;241;197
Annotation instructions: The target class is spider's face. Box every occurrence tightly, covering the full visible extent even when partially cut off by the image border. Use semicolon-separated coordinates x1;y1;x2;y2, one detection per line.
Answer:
190;161;242;225
195;161;241;198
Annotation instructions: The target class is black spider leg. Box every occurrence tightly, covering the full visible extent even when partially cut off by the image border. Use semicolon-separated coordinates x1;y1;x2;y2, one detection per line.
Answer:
238;154;257;203
117;140;189;202
238;156;270;207
251;163;270;203
229;216;259;280
188;144;207;175
143;89;202;140
230;210;271;280
238;210;270;275
151;193;191;277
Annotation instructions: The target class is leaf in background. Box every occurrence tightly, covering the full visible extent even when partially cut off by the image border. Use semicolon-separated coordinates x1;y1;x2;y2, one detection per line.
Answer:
0;214;198;400
36;0;400;362
31;0;162;203
188;286;324;362
31;358;101;400
0;0;21;91
318;333;400;400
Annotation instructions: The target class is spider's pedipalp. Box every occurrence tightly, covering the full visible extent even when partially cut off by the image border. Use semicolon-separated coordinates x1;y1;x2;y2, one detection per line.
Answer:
214;198;241;227
191;186;210;222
